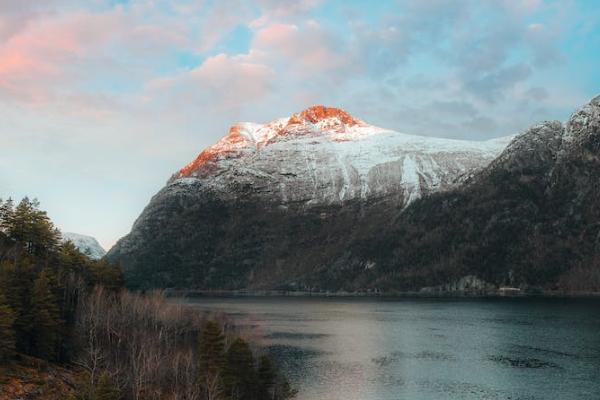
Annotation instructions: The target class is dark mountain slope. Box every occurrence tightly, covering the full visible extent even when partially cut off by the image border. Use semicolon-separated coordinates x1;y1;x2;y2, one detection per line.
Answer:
107;97;600;293
349;96;600;293
107;106;506;290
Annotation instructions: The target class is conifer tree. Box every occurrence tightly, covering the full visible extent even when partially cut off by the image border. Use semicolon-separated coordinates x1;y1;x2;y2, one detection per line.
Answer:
0;260;35;354
58;240;89;275
94;371;122;400
198;320;226;400
223;337;257;400
31;269;62;360
89;260;125;291
258;355;276;400
276;380;297;400
0;198;14;233
0;288;16;362
7;197;59;258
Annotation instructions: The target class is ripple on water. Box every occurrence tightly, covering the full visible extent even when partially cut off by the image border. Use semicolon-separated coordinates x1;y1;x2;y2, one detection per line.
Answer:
488;355;560;369
266;344;325;360
264;331;330;340
372;351;457;366
511;344;576;358
416;379;539;400
482;317;534;326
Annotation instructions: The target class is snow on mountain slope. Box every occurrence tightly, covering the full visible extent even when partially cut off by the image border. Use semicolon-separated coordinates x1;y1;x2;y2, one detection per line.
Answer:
172;105;511;207
61;232;106;260
107;105;516;289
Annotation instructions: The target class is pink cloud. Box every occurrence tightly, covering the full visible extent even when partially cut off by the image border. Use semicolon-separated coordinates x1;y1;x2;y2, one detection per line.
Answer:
0;7;187;105
144;52;274;116
255;0;323;18
142;19;351;115
196;1;256;52
0;11;126;101
252;22;346;71
192;53;274;99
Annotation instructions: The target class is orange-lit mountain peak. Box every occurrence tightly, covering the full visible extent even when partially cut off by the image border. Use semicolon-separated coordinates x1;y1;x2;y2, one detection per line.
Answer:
287;105;362;127
177;106;368;179
225;123;253;144
177;124;255;178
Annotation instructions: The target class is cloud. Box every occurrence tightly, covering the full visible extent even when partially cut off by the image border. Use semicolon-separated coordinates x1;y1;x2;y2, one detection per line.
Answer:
0;0;596;247
190;53;274;103
254;0;322;19
194;0;256;52
0;7;189;107
463;63;533;103
499;0;542;16
0;12;114;104
525;22;563;67
252;21;346;72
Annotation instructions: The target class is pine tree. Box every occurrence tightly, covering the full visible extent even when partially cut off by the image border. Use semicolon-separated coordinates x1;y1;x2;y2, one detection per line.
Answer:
223;337;257;400
6;197;59;258
58;240;89;275
31;269;63;360
88;260;125;291
0;288;16;362
257;355;276;400
0;260;35;354
198;320;226;400
0;198;14;233
276;380;297;400
94;371;122;400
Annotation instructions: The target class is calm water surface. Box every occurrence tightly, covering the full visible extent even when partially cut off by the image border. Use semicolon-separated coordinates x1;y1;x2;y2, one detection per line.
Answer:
180;297;600;400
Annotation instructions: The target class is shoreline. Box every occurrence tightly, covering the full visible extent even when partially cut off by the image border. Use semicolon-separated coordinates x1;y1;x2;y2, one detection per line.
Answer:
163;288;600;299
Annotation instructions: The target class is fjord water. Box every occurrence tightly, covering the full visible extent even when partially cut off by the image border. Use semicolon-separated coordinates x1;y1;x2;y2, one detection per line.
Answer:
181;297;600;400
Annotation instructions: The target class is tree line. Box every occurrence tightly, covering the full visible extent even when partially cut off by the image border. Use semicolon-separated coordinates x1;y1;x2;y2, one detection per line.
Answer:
74;288;295;400
0;197;123;363
0;197;295;399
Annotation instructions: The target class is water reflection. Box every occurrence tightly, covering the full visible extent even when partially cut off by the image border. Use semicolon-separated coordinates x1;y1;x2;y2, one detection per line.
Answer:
179;297;600;400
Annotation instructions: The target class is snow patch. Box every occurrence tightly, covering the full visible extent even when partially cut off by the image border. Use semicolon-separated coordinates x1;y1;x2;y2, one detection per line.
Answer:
61;232;106;260
173;106;512;208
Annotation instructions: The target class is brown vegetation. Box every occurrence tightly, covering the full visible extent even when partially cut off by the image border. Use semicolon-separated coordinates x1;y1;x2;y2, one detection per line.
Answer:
0;355;78;400
73;288;294;400
0;197;294;400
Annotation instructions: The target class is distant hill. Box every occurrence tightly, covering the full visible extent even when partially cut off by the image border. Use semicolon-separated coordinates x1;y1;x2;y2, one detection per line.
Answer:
61;232;106;260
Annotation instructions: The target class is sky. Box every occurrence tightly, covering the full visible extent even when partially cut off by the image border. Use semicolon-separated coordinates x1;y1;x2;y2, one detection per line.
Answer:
0;0;599;250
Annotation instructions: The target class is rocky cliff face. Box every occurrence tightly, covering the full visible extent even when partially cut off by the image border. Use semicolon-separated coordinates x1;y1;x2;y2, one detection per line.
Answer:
107;106;509;289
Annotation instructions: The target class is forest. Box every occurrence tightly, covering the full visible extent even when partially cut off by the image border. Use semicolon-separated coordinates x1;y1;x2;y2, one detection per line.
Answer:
0;197;294;400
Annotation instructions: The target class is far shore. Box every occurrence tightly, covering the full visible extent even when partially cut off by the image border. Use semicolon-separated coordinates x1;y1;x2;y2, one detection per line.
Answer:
162;288;600;299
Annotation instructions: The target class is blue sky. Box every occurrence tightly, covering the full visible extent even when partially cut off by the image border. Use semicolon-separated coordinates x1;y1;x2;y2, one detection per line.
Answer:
0;0;598;248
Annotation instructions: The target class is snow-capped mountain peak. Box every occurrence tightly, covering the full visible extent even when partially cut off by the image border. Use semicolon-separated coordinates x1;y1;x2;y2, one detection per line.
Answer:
61;232;106;260
172;105;511;208
177;106;367;178
286;105;365;131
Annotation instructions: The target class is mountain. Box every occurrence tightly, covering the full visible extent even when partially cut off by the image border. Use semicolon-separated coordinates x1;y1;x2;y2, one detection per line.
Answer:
341;95;600;294
61;232;106;260
107;105;510;289
171;106;510;205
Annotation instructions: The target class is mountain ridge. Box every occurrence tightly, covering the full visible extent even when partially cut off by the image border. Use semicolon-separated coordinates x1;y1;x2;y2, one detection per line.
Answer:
169;105;510;205
107;98;600;293
343;95;600;293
